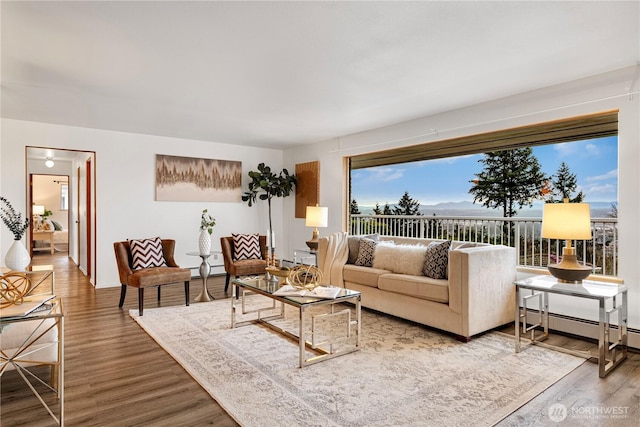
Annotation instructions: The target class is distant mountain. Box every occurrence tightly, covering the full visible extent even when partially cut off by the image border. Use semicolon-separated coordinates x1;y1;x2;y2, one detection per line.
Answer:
358;200;616;218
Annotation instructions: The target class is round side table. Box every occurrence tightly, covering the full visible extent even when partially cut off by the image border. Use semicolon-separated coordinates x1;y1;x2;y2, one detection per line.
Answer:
186;251;217;302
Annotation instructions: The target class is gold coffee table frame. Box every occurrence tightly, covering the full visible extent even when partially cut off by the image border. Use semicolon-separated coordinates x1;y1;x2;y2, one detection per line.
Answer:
231;277;361;368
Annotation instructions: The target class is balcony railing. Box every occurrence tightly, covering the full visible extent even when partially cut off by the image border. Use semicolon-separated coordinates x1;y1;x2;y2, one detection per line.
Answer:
349;214;618;276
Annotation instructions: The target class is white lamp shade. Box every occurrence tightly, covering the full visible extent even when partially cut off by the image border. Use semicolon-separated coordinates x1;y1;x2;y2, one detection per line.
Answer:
33;205;45;216
305;206;328;228
45;158;55;168
541;202;592;240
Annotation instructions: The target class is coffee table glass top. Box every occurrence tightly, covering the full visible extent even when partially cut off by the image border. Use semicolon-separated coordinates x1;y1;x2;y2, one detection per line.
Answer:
232;277;359;304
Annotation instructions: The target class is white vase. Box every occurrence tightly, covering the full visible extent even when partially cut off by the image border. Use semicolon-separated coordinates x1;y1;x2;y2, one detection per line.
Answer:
198;230;211;255
5;239;31;271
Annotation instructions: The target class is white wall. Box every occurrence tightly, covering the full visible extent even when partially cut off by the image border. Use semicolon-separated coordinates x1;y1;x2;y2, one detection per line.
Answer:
1;120;286;287
284;66;640;329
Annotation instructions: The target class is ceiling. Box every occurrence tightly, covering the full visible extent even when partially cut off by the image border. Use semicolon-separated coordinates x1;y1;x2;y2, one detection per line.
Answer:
2;1;639;150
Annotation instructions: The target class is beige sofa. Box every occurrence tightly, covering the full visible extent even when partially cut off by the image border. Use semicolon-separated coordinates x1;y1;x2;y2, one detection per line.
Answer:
318;233;517;340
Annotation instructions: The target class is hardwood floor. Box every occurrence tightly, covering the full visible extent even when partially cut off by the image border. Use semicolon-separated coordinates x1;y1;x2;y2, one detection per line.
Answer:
2;253;638;426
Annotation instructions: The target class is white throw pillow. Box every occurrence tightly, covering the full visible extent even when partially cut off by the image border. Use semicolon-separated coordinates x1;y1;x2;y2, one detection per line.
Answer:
373;242;428;276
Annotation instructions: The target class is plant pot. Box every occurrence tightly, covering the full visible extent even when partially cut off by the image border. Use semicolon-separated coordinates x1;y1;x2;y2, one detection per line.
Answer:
198;230;211;255
5;239;31;271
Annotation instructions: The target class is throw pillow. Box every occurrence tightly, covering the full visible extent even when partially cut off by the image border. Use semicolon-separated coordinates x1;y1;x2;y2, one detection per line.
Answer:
129;237;167;270
422;240;451;279
373;242;428;276
354;238;377;267
232;233;262;260
51;220;63;231
347;234;379;264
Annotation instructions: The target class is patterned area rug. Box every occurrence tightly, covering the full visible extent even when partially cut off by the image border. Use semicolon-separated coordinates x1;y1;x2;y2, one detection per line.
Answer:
130;296;584;427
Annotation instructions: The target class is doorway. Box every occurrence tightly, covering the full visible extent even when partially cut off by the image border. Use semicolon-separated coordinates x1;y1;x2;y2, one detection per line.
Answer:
30;174;70;257
26;147;97;286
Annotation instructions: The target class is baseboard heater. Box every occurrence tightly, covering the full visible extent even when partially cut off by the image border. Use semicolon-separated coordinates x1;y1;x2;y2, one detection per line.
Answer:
523;309;640;351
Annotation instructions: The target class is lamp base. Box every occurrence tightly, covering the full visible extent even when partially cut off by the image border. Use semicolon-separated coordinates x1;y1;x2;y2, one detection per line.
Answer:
305;240;318;251
547;249;592;283
306;227;319;251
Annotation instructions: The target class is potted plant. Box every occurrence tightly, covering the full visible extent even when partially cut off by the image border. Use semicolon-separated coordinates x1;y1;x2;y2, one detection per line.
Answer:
199;208;216;255
1;196;31;271
242;163;297;258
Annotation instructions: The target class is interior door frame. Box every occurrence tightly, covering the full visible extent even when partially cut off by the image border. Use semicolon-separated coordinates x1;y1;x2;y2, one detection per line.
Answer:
26;146;97;285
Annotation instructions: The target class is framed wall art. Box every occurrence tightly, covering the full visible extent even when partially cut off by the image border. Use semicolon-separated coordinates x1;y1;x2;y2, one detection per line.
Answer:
295;161;319;218
155;154;242;202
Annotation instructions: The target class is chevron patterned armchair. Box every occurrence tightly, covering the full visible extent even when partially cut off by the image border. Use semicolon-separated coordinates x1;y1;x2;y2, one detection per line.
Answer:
113;238;190;315
220;235;268;295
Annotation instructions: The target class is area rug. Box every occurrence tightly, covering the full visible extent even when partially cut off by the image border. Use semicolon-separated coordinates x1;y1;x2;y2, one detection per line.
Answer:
130;297;584;427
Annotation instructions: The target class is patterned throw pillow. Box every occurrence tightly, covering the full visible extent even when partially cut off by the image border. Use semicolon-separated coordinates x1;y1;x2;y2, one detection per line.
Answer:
129;237;167;270
347;234;379;264
232;233;262;260
422;240;451;279
354;238;378;267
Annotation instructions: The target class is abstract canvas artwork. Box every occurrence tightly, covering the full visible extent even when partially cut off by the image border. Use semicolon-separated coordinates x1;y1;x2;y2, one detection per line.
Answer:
155;155;242;202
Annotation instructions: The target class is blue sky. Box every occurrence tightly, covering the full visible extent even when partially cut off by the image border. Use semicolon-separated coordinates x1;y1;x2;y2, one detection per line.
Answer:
351;136;618;208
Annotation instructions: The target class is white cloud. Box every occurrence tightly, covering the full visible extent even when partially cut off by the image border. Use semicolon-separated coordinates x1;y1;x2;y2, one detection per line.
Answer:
366;167;405;182
586;169;618;182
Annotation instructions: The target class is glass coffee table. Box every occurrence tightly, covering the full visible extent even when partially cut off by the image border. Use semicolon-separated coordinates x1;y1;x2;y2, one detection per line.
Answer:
231;277;361;367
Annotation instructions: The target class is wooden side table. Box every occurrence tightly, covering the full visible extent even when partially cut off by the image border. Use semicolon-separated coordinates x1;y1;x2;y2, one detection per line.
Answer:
515;275;627;377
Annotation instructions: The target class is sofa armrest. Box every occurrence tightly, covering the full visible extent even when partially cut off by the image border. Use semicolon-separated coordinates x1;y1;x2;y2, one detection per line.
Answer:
448;245;517;337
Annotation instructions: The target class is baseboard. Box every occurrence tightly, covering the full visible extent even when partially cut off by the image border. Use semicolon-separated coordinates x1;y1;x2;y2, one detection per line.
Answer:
526;309;640;350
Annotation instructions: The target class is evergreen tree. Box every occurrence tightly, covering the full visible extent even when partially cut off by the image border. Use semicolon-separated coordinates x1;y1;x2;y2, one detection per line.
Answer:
350;198;361;214
382;203;393;215
373;203;383;215
469;148;548;218
550;162;584;202
392;191;422;216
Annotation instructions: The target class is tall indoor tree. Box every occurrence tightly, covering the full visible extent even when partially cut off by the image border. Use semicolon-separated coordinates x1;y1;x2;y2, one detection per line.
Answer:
241;163;297;251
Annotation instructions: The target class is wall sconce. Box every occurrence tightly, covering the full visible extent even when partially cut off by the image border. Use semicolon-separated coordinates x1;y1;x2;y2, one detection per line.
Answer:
541;200;592;283
305;205;328;251
45;157;55;168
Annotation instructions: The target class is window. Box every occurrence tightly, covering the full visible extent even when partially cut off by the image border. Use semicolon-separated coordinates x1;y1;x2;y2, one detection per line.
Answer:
60;184;69;211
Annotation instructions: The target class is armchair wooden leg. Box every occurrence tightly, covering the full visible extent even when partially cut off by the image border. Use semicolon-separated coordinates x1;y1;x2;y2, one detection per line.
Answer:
118;284;127;308
224;273;231;292
138;288;144;316
184;281;190;306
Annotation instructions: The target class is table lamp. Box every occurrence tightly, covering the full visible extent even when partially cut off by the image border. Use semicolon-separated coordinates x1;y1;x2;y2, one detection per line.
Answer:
305;205;328;251
541;199;592;283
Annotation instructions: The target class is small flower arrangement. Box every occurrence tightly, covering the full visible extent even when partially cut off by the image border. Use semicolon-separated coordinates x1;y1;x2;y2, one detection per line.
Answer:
200;209;216;235
1;196;30;240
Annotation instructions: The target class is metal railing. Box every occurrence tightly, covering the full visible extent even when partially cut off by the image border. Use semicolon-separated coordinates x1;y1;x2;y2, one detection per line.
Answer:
349;214;618;276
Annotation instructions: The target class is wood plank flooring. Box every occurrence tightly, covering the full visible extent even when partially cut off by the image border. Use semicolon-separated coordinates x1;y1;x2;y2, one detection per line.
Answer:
2;253;638;426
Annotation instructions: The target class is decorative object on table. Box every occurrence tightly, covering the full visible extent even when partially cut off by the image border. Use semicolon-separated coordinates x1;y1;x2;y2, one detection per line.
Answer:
288;264;323;291
295;160;319;218
0;272;31;307
241;162;297;263
1;196;31;271
155;154;242;202
199;208;216;255
541;199;593;283
265;265;291;286
304;205;328;251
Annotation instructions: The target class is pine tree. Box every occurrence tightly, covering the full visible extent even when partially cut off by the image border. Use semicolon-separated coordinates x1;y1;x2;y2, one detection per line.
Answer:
373;203;383;215
550;162;584;202
350;198;361;214
392;191;421;216
382;203;393;215
469;148;548;218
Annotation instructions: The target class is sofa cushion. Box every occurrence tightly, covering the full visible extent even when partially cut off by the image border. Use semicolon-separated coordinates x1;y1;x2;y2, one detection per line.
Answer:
378;273;449;303
372;242;428;276
422;240;451;279
347;234;379;264
354;238;377;267
343;264;390;288
129;237;167;270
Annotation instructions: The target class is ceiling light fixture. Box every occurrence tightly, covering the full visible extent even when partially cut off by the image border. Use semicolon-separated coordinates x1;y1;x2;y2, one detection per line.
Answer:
45;157;55;168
